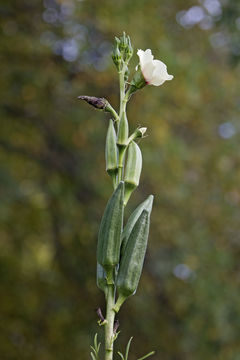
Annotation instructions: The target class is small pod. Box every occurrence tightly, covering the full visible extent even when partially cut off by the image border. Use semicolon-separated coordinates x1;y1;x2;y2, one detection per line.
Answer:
121;195;153;256
114;209;150;312
124;141;142;205
117;112;129;148
105;119;118;176
97;181;124;270
96;262;107;294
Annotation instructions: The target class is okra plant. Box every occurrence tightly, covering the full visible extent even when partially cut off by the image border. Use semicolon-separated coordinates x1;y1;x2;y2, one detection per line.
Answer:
79;32;173;360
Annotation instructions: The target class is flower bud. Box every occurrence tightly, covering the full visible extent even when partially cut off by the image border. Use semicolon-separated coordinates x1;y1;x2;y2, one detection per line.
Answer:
78;95;118;120
125;35;133;62
78;95;109;110
105;119;118;176
119;32;128;53
112;37;122;71
124;66;130;82
117;112;129;148
124;141;142;205
115;32;133;65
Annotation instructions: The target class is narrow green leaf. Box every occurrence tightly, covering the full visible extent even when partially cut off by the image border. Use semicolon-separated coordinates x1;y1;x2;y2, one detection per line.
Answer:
117;351;125;360
137;351;155;360
125;336;133;360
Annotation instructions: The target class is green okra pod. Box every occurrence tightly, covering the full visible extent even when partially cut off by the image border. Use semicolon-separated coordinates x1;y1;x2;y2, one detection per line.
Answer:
114;209;150;312
105;119;118;183
117;112;129;148
121;195;154;256
96;262;107;294
124;141;142;205
97;181;124;270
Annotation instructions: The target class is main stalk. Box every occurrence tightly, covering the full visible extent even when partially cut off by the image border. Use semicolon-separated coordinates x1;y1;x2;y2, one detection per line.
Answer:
105;282;116;360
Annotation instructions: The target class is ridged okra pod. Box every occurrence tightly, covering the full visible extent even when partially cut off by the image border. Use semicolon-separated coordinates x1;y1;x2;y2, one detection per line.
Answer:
114;209;151;312
121;195;154;256
124;141;142;205
96;262;107;294
105;119;118;183
117;112;129;148
97;181;124;271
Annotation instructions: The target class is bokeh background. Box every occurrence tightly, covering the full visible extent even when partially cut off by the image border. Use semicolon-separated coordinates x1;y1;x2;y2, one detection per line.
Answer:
1;0;240;359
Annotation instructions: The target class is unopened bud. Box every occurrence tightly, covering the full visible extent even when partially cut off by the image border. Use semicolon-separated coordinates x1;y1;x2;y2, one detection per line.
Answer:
112;38;122;71
78;95;118;119
115;32;133;65
124;67;130;82
119;32;127;52
115;36;121;46
125;35;133;62
78;96;109;110
124;141;142;205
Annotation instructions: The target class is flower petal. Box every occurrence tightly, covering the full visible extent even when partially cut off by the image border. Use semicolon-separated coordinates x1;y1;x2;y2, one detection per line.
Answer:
150;59;174;86
136;49;173;87
137;49;154;68
141;61;155;83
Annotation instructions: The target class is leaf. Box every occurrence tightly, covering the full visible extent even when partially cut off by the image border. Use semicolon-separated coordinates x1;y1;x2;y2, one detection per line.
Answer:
137;351;155;360
117;336;133;360
118;351;125;360
125;336;133;360
90;333;101;360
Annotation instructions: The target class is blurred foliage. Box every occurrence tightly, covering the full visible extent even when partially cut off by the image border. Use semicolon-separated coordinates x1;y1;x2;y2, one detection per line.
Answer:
1;0;240;359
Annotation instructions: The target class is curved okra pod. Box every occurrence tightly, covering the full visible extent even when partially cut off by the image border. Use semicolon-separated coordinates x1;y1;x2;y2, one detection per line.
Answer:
121;195;154;256
124;141;142;206
114;209;151;312
105;119;118;186
97;181;124;273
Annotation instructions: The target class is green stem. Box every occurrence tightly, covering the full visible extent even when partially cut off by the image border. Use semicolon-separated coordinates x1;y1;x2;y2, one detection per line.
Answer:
117;67;129;184
105;270;116;360
118;147;126;183
104;66;129;360
107;104;119;123
113;293;127;313
119;69;126;121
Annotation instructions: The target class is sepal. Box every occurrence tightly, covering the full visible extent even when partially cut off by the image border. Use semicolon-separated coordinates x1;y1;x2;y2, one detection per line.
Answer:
128;69;147;96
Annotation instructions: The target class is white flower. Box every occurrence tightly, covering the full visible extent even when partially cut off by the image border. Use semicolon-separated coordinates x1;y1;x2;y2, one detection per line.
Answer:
137;49;173;86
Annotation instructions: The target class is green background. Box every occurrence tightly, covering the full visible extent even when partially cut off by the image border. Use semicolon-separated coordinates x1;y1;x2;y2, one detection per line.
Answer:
1;0;240;359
